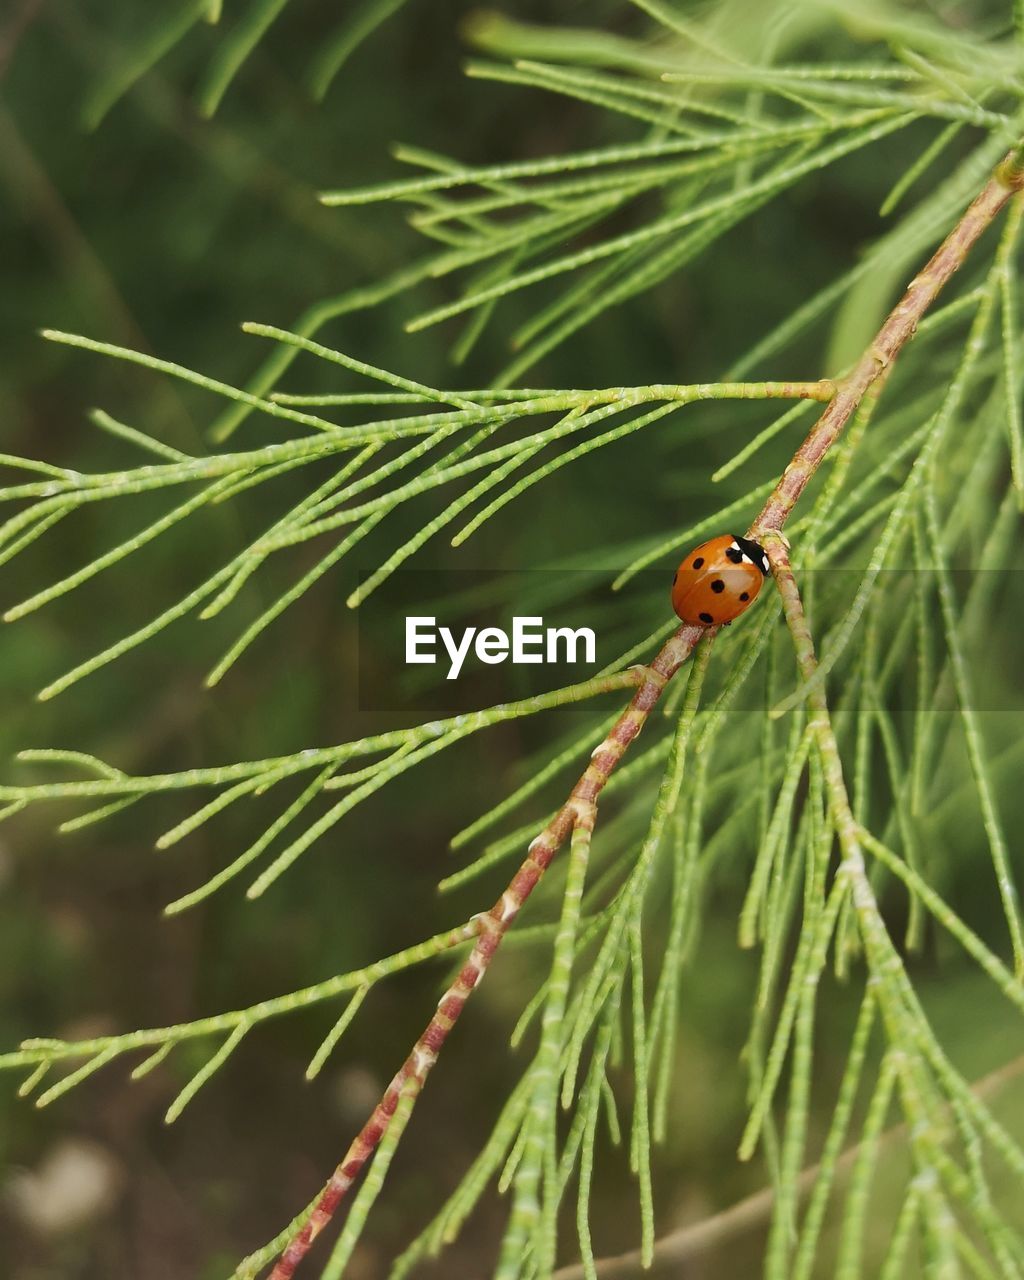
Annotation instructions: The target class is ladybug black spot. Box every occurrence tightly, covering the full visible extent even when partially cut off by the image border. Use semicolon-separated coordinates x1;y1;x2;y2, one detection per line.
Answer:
740;591;749;601
711;579;725;593
725;546;743;564
699;611;713;624
693;556;704;569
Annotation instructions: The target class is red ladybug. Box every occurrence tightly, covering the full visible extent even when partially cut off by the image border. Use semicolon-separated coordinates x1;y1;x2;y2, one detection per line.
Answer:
671;534;769;626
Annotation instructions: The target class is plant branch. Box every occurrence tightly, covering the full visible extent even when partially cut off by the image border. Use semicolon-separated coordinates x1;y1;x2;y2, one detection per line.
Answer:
551;1053;1024;1280
256;139;1024;1280
256;651;695;1279
749;142;1024;538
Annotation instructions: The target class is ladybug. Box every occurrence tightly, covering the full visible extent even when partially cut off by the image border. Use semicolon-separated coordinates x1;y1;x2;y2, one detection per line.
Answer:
671;534;769;627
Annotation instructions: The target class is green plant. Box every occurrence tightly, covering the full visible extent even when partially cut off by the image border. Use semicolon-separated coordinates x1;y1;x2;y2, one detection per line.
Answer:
77;0;415;126
4;3;1024;1279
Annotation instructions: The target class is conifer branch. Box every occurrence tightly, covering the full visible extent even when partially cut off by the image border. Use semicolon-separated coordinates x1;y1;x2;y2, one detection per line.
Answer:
5;6;1024;1279
552;1053;1024;1280
258;139;1024;1280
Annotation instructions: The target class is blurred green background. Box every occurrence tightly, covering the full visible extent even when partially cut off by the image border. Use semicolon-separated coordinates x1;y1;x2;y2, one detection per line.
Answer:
2;3;1023;1278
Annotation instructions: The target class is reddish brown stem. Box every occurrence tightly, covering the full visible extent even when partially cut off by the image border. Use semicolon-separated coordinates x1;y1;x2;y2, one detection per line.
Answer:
264;142;1024;1279
268;641;700;1279
750;150;1024;538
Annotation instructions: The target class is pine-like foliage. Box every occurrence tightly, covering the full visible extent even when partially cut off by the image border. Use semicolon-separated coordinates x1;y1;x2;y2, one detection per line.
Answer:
76;0;414;125
3;2;1024;1279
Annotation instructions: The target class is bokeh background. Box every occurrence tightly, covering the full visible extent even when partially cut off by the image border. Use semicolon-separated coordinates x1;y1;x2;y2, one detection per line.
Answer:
2;2;1023;1278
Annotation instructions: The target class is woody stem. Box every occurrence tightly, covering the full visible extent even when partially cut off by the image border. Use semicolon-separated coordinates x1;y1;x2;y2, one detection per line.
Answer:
264;139;1024;1280
749;145;1024;540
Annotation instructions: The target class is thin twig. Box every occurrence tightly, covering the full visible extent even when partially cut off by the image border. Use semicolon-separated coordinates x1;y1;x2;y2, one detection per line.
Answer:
259;140;1024;1280
551;1053;1024;1280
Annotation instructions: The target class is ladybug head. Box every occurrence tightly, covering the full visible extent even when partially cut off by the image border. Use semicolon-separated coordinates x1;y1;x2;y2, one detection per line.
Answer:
732;535;770;576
